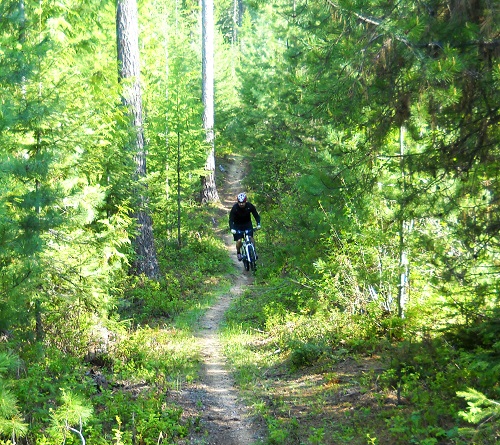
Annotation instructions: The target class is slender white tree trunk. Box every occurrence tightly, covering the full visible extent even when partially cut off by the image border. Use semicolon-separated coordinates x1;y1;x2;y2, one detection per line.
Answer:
397;125;410;318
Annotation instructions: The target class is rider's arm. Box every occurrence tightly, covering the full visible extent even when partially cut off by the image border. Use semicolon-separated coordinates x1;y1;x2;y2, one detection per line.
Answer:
251;204;261;226
229;206;236;230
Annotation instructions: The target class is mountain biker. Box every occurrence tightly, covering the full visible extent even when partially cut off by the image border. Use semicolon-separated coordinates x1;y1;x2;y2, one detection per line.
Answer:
229;192;261;261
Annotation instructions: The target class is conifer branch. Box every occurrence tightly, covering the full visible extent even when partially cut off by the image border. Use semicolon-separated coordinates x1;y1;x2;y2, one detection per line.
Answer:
324;0;500;50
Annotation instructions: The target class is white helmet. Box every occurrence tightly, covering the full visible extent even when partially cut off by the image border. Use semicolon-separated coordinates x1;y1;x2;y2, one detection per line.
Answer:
237;192;247;203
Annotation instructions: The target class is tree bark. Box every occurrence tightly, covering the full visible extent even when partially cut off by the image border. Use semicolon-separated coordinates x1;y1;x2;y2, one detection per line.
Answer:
200;0;219;204
117;0;160;278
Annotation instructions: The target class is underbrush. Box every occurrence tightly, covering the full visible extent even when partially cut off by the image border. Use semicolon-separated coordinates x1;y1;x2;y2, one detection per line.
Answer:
222;281;500;445
122;227;232;324
0;206;234;445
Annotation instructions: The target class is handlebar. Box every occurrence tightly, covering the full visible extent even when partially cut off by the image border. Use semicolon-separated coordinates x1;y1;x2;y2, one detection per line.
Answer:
231;227;260;235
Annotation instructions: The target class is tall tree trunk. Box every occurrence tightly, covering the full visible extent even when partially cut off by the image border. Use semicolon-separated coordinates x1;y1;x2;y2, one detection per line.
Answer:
232;0;243;44
117;0;160;278
397;125;409;318
28;0;44;341
200;0;219;204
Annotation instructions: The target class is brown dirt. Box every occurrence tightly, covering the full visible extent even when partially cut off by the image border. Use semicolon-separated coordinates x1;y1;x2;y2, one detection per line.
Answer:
173;155;264;445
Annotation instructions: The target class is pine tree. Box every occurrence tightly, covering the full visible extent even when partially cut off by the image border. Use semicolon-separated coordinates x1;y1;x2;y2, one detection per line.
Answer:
140;0;208;246
0;0;132;349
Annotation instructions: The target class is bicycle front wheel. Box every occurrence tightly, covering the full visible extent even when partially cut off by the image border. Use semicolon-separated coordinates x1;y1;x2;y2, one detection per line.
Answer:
248;245;256;271
242;247;250;271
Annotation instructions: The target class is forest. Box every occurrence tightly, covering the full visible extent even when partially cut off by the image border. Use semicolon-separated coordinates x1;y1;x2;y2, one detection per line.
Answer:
0;0;499;444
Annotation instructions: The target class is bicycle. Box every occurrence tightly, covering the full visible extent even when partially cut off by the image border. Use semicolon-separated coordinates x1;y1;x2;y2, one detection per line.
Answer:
234;228;259;272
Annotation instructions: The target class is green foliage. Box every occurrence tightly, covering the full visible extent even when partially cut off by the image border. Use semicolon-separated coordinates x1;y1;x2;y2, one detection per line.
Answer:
232;0;500;319
0;0;499;443
134;406;187;444
0;353;27;444
122;211;232;323
289;342;325;369
457;388;500;442
85;397;187;445
267;417;300;445
111;325;199;385
221;2;500;440
0;0;131;349
369;327;499;444
48;389;93;444
141;0;212;238
124;276;184;320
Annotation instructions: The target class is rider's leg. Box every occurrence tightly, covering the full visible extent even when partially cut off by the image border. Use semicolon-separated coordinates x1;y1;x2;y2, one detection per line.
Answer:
236;239;243;260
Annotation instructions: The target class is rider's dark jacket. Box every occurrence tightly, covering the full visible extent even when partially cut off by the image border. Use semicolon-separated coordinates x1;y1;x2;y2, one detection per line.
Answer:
229;202;260;231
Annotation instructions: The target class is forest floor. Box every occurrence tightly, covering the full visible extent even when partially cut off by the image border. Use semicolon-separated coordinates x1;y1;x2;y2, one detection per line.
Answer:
171;154;265;445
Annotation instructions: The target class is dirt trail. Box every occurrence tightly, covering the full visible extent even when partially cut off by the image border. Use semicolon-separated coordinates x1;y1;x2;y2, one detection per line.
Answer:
174;155;263;445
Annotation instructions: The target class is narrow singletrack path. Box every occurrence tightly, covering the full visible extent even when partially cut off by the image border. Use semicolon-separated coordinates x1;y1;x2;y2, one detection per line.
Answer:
174;155;263;445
